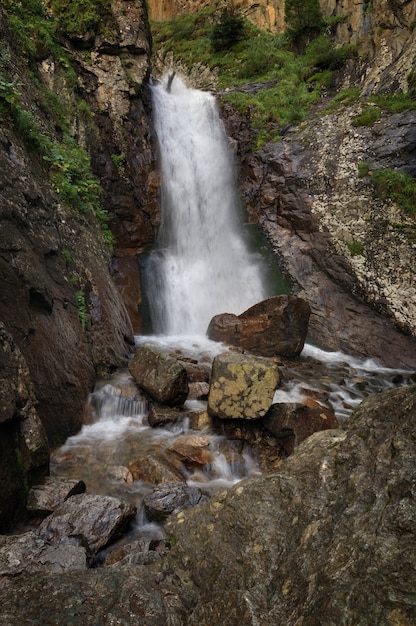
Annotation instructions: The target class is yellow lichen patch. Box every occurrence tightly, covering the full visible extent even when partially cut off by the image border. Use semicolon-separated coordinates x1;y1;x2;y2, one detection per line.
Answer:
282;579;292;596
252;544;263;553
300;520;321;546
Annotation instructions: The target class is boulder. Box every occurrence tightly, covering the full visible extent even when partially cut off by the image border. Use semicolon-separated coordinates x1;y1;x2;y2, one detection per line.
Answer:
166;435;214;468
0;531;87;577
263;402;339;455
161;384;416;624
143;482;208;521
207;295;311;358
128;453;185;484
128;346;189;406
37;494;136;555
207;352;280;420
26;477;86;516
187;381;210;400
147;404;181;428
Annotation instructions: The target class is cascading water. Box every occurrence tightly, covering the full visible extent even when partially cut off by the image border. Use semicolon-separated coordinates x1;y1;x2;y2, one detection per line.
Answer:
144;73;269;335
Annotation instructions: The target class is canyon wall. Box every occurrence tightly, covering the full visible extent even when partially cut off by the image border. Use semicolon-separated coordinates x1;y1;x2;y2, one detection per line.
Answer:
0;0;156;530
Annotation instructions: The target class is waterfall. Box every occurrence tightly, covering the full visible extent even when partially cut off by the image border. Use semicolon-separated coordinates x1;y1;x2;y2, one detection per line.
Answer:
144;73;269;336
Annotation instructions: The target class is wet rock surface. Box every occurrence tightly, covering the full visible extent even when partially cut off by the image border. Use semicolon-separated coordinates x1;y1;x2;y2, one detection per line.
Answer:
0;323;49;532
26;478;86;516
207;295;310;357
37;494;137;555
129;345;189;405
143;482;208;521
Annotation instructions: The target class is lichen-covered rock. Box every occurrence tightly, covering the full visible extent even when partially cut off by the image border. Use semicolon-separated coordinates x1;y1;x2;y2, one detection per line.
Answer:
207;352;280;420
128;346;189;406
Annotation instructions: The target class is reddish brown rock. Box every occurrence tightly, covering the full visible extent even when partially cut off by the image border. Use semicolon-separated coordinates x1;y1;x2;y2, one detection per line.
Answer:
166;435;214;468
207;295;310;358
263;402;339;455
128;453;185;484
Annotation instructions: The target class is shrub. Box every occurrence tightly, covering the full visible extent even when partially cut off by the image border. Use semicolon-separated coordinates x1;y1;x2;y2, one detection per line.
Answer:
352;105;381;127
371;169;416;216
285;0;324;47
357;162;370;177
346;239;365;257
210;9;246;52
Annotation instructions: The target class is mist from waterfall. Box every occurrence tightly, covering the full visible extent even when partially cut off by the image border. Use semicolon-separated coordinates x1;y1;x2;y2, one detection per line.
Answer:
144;73;269;335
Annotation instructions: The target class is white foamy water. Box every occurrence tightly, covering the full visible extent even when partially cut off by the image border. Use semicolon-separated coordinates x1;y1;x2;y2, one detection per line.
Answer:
144;74;268;335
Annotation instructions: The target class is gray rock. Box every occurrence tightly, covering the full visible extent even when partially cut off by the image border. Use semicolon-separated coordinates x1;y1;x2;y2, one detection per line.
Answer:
148;403;181;427
38;494;136;554
207;352;280;420
27;477;86;515
129;346;189;406
0;531;86;576
143;482;208;521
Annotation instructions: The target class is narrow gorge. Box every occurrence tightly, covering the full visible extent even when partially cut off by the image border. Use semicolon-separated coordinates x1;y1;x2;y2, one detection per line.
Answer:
0;0;415;623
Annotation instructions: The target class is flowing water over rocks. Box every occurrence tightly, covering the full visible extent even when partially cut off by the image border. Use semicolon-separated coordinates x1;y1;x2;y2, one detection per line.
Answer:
43;334;415;566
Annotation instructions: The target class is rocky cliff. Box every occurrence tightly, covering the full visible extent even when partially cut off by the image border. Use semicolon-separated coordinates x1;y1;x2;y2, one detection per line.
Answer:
0;0;157;530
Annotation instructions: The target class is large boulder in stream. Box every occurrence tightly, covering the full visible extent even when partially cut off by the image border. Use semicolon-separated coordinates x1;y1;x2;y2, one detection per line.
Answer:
129;346;189;406
207;295;311;358
207;352;280;420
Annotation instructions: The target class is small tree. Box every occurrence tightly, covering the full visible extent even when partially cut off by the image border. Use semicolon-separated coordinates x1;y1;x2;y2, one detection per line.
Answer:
285;0;324;50
210;8;246;52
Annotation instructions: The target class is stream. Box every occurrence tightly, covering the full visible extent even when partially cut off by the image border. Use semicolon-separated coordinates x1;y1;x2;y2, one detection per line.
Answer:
50;333;414;554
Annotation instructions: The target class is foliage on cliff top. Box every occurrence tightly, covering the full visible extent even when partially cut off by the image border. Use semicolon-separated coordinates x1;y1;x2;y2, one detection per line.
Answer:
152;10;357;147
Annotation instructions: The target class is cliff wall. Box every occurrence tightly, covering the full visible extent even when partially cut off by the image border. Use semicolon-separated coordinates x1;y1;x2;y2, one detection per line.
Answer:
0;0;156;530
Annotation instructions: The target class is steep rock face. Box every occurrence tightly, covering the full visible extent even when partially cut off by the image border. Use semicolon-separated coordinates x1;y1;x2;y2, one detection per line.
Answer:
148;0;416;79
236;102;416;368
0;0;157;451
65;0;160;332
0;323;49;532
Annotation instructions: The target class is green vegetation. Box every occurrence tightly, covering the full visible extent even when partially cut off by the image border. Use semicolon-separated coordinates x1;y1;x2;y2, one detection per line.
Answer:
210;9;246;52
152;10;357;147
1;0;114;249
352;105;382;127
75;290;88;330
51;0;117;40
371;170;416;216
284;0;324;49
357;162;370;177
369;92;416;114
346;239;365;257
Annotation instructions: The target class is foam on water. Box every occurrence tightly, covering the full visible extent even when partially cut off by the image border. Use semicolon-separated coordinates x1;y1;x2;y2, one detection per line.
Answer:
144;74;269;335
